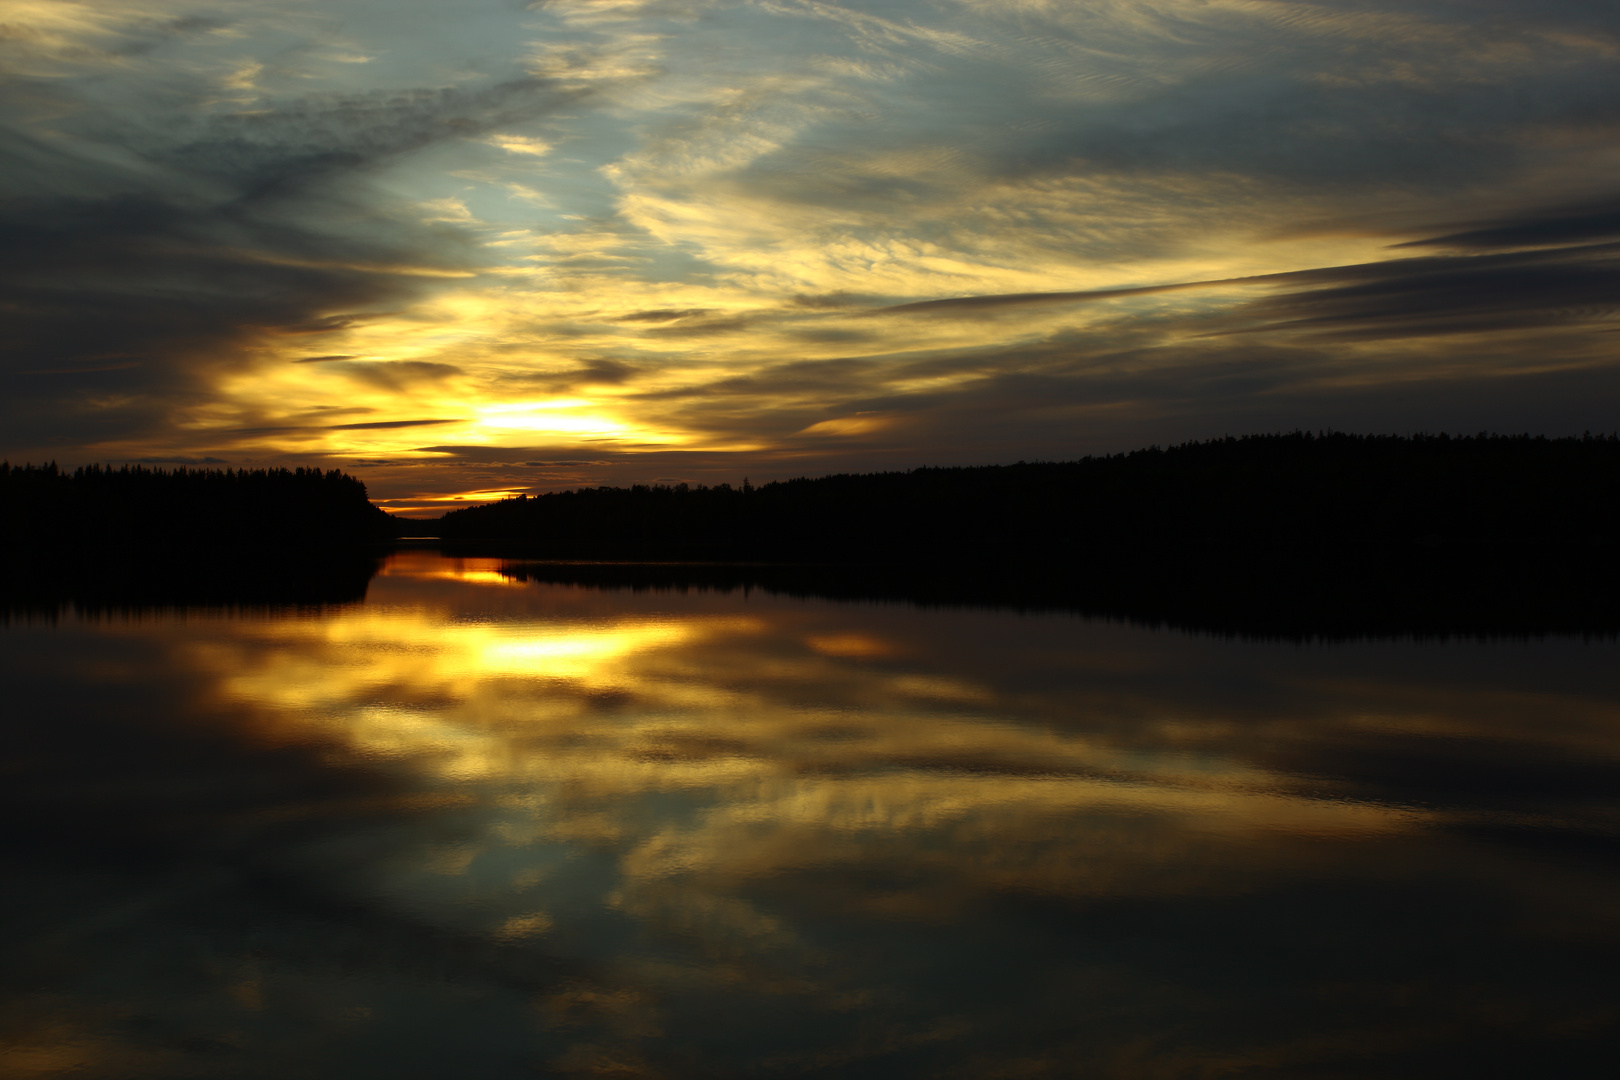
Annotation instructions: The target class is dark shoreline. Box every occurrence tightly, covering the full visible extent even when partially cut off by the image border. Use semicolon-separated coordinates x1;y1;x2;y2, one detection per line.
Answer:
431;433;1620;563
6;433;1617;636
476;543;1620;641
0;546;387;620
4;538;1617;640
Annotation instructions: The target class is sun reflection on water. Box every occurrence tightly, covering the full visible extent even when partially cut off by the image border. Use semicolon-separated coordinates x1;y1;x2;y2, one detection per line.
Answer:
11;553;1620;1077
176;554;1440;910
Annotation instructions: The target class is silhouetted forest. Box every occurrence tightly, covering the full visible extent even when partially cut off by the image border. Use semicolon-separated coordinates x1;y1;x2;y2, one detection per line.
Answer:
1;463;396;615
435;433;1620;560
1;463;398;553
8;434;1619;633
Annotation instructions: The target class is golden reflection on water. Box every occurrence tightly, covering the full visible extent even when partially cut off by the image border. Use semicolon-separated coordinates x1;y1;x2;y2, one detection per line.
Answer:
15;553;1620;1077
164;554;1446;921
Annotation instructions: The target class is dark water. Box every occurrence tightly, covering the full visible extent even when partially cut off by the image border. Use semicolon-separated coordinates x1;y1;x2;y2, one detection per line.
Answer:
3;552;1619;1078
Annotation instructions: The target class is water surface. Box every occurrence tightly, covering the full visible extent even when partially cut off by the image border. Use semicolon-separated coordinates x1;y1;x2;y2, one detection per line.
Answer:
4;552;1619;1077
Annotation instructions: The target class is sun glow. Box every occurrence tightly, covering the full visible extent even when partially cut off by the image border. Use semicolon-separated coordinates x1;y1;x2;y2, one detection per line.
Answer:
474;399;630;437
17;0;1615;509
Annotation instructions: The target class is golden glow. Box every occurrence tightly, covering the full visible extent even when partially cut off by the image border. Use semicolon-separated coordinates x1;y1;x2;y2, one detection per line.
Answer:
797;414;893;437
480;398;594;414
12;0;1620;1064
417;489;532;505
803;632;897;658
403;567;529;587
155;555;1439;867
483;623;702;671
47;556;1620;1074
475;399;633;437
13;0;1620;508
485;134;551;156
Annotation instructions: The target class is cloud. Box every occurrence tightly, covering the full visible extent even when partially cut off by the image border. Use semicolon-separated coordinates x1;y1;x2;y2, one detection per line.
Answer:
1218;225;1620;342
572;358;638;385
853;205;1620;344
614;307;715;322
6;0;1620;503
329;418;463;431
0;13;579;462
134;455;230;465
1395;199;1620;251
497;357;643;393
0;175;435;449
630;357;883;404
412;445;588;461
339;361;463;392
873;280;1222;317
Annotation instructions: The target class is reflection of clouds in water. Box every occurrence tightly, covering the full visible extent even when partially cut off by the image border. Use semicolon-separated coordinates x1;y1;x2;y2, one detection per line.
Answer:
146;561;1464;980
12;557;1620;1075
196;607;757;710
804;631;898;657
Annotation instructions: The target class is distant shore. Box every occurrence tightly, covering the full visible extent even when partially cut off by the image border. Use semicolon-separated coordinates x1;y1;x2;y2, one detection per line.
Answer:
0;463;396;554
5;432;1617;633
430;432;1620;561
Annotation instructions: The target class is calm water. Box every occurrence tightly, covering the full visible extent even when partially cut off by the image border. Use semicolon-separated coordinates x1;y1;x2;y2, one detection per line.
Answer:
3;552;1619;1078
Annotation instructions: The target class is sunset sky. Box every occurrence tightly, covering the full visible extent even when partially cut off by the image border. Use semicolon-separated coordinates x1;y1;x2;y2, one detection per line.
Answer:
4;0;1619;515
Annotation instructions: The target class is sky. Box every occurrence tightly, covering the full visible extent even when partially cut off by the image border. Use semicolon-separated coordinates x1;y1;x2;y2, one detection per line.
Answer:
3;0;1619;516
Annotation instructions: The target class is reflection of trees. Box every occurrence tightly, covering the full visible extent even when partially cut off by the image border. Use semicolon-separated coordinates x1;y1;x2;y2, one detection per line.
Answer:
433;432;1620;561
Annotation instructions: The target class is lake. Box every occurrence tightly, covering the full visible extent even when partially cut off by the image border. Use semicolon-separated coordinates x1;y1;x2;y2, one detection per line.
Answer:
3;550;1618;1077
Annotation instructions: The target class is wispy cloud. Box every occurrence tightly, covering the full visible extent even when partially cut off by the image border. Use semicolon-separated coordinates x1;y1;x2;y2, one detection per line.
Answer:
3;0;1619;508
328;418;463;431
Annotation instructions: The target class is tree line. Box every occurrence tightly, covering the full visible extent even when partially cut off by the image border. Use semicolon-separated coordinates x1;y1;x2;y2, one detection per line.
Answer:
6;432;1616;562
0;462;397;552
433;432;1620;561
